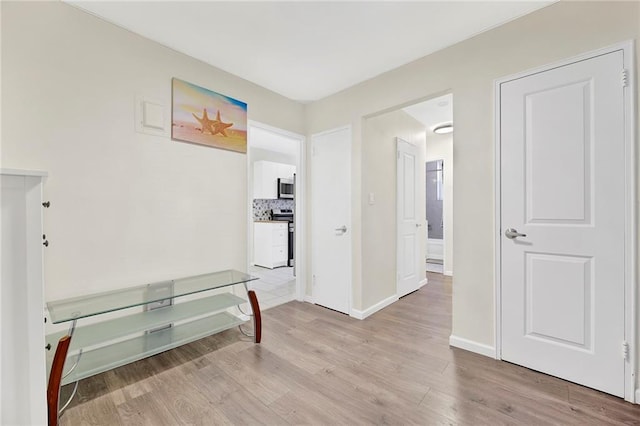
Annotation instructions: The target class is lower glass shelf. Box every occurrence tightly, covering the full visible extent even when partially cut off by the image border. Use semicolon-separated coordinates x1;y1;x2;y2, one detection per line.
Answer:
46;293;246;352
58;312;246;386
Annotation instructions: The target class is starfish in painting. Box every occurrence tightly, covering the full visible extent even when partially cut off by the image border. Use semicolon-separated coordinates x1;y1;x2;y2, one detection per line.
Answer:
210;110;233;137
192;108;216;134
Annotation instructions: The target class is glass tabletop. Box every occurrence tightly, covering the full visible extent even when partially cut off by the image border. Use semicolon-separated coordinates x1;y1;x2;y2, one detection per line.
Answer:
47;269;258;324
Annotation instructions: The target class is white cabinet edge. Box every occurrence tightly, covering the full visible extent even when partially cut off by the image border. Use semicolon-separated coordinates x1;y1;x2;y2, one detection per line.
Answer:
0;168;48;177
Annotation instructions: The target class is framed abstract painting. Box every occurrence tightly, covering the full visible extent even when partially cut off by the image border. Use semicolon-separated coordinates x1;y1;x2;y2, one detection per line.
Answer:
171;78;248;153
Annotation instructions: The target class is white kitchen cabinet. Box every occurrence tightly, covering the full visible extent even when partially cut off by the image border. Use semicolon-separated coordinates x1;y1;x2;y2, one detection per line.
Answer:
254;222;288;268
0;169;47;426
253;161;296;199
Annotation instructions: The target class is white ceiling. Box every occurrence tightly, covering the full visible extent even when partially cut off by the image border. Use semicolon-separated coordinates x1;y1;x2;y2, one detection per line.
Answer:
67;1;553;102
403;93;453;131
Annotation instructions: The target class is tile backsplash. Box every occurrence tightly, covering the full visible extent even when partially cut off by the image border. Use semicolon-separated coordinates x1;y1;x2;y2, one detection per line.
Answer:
253;199;295;220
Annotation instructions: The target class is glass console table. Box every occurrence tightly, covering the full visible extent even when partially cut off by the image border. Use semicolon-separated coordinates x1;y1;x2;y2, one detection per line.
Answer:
44;269;261;426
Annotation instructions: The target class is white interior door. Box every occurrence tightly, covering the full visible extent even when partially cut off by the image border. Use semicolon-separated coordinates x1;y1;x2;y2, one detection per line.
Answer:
397;138;421;297
311;126;351;314
500;50;625;396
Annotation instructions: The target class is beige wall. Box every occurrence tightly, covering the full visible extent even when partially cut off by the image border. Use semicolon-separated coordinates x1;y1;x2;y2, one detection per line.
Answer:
305;0;640;364
425;133;453;275
362;110;426;309
1;1;304;301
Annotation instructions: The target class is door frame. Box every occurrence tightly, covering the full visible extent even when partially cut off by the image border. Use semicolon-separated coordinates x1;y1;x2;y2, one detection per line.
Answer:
493;41;637;402
247;120;307;302
310;125;352;314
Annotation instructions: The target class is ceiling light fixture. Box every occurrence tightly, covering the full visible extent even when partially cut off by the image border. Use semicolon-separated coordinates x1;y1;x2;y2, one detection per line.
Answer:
433;123;453;134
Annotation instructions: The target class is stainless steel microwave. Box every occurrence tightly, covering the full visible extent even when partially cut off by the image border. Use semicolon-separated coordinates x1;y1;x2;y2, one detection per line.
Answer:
277;178;294;199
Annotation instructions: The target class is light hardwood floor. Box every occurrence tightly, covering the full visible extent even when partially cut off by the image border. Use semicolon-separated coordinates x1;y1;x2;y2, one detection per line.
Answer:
60;273;640;425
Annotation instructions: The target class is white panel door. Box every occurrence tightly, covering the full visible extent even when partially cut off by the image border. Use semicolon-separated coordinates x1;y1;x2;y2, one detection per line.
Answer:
397;138;421;297
311;127;351;314
500;51;625;396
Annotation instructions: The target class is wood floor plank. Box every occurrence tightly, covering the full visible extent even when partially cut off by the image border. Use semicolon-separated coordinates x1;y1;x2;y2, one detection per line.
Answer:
567;385;640;425
207;388;289;425
61;394;123;426
269;388;358;424
116;392;182;426
259;324;332;374
213;346;294;406
60;272;640;425
420;388;520;426
437;365;595;425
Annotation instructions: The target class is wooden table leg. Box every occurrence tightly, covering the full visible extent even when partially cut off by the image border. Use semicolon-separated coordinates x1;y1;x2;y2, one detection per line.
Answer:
47;335;71;426
247;290;262;343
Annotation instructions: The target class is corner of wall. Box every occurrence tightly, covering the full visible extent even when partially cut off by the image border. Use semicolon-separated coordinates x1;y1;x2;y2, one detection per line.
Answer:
449;335;496;358
351;294;398;320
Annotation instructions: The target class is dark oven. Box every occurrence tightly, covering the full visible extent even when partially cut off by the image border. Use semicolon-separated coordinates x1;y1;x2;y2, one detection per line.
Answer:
271;209;294;267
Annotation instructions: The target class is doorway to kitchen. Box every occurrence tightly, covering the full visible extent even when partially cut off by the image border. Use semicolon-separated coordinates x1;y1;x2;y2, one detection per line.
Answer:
247;121;305;310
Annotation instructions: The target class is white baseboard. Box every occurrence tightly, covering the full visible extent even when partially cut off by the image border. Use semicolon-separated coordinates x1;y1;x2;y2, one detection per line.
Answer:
304;295;314;304
351;294;398;320
449;335;496;358
444;270;453;277
419;278;428;287
635;388;640;404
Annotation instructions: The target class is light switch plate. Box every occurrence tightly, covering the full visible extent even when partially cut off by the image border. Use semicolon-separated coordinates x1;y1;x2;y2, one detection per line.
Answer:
135;95;169;137
143;101;164;130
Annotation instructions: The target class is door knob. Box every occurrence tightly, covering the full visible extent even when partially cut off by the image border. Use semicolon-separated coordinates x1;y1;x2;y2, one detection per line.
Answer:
415;223;422;228
505;228;527;239
335;225;347;233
